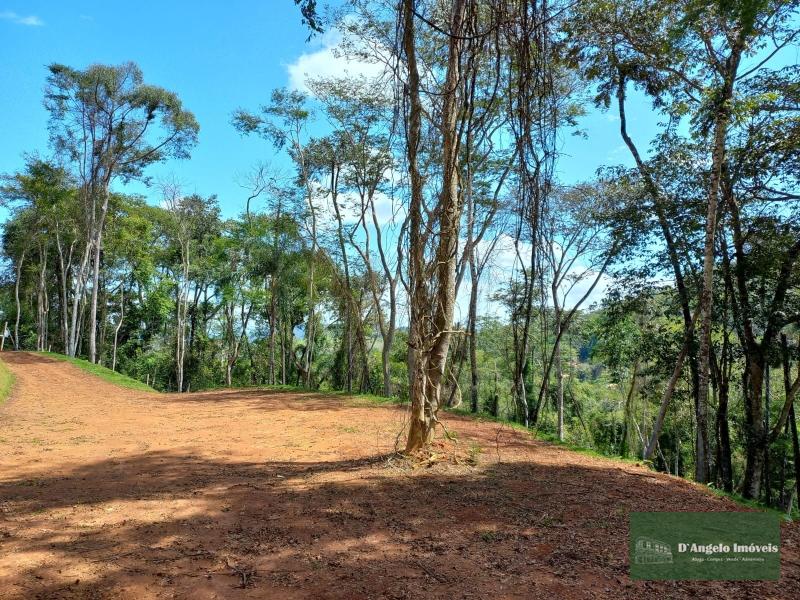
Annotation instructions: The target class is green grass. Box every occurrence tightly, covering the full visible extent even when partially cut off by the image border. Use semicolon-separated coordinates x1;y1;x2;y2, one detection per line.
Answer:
0;356;16;404
450;409;794;518
534;430;646;466
183;382;306;393
320;386;637;465
329;388;406;407
707;485;798;521
36;351;156;392
434;402;797;519
449;404;643;464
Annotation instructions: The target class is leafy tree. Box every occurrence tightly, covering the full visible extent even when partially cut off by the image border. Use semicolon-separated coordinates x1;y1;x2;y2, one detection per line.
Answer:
45;61;198;363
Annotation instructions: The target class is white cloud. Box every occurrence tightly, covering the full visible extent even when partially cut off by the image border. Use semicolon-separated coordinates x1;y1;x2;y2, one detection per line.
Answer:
0;11;43;26
606;143;628;160
452;232;614;322
558;270;613;311
312;184;403;232
286;28;385;95
481;233;524;270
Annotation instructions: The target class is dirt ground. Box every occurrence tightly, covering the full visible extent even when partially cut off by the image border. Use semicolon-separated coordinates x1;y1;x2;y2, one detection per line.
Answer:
0;352;798;599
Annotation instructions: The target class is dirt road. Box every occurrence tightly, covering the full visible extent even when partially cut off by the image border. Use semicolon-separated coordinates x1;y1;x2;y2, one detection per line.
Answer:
0;351;797;599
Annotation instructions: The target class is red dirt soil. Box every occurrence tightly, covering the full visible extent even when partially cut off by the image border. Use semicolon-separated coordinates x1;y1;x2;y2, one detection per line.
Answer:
0;351;798;599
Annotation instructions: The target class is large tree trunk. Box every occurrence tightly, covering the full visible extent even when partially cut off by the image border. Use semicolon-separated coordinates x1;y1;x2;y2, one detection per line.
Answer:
621;360;640;457
789;384;800;513
468;256;479;413
742;361;767;498
764;363;772;505
68;240;92;357
88;190;111;364
782;335;800;509
268;278;277;386
616;71;705;469
725;188;800;498
554;314;564;442
55;231;75;353
403;0;468;452
175;243;190;393
14;248;26;351
330;167;354;393
301;159;318;388
694;154;719;483
37;245;49;352
715;363;734;493
402;0;427;451
696;39;743;484
111;286;124;372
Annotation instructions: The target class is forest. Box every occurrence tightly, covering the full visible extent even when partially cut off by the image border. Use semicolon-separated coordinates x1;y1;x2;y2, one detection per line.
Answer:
2;0;799;519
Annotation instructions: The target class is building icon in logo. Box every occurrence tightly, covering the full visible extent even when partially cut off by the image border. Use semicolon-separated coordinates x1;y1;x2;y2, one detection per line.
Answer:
634;537;673;564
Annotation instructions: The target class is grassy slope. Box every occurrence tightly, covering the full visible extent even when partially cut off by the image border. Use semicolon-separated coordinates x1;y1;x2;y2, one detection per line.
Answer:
0;355;15;404
342;392;796;518
36;352;156;392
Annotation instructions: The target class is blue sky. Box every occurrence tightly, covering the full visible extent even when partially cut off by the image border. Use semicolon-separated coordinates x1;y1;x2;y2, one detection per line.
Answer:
1;3;796;321
0;1;659;220
1;1;324;213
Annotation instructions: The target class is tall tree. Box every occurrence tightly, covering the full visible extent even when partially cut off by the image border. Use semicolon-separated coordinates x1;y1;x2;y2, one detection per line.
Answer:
233;88;320;387
570;0;800;485
45;61;198;362
400;0;475;450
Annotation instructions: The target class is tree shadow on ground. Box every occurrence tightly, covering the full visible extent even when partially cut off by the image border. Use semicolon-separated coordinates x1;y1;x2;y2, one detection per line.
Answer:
1;450;798;600
164;388;374;412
